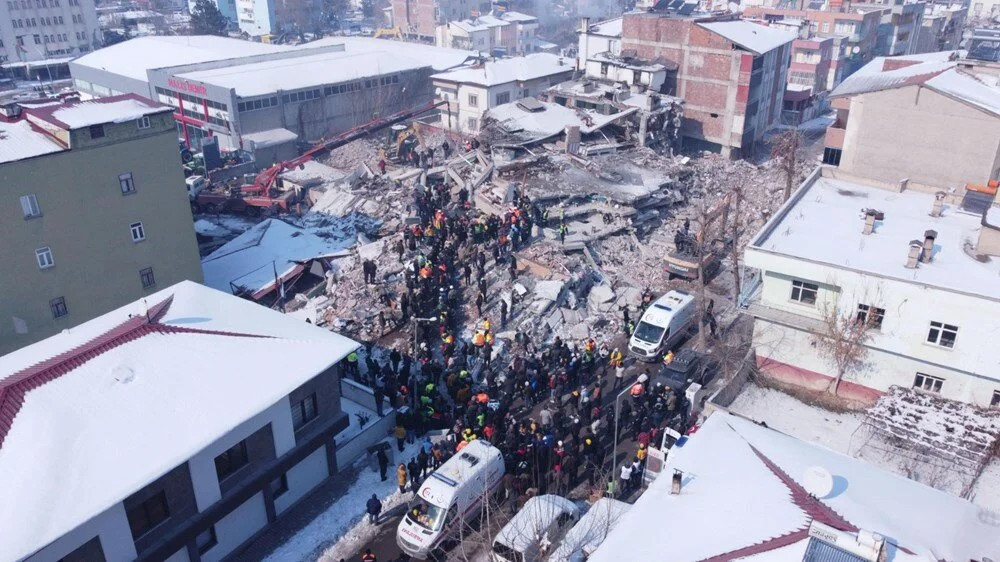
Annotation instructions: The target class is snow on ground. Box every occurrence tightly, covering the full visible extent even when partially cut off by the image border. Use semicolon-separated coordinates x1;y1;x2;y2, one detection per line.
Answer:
727;384;864;454
263;438;423;562
335;398;377;444
972;459;1000;511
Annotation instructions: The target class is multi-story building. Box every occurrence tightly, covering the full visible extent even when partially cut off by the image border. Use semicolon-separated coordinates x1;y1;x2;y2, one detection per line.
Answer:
69;35;474;156
743;5;882;87
0;0;100;63
392;0;489;40
856;1;925;56
431;52;575;132
0;280;360;560
577;16;623;70
916;4;966;53
435;11;539;56
621;12;794;157
0;94;203;356
823;52;1000;189
969;0;1000;20
744;165;1000;407
765;18;835;125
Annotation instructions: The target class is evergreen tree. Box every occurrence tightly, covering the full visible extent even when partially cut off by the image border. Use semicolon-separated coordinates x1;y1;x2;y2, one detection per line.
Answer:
190;0;229;36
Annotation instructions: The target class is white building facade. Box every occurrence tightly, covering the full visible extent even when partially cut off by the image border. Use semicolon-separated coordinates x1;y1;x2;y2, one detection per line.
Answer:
744;166;1000;407
431;53;575;132
576;16;621;71
0;0;100;62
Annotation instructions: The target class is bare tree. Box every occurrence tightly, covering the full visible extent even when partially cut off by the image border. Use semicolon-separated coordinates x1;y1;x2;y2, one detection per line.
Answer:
771;129;801;202
814;300;876;396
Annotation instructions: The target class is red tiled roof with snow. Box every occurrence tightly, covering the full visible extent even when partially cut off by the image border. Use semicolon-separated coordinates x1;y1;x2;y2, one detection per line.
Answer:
0;281;358;561
587;412;998;562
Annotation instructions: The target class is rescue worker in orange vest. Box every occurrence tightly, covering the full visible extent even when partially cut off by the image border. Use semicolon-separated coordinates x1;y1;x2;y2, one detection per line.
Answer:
476;392;489;404
473;330;486;347
485;331;495;346
362;548;377;562
630;381;644;397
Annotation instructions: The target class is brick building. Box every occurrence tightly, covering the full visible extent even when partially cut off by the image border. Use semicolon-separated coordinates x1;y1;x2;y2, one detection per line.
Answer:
621;13;794;157
392;0;489;40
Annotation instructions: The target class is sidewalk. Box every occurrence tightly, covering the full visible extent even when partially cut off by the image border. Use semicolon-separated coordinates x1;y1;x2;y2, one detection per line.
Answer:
239;431;422;561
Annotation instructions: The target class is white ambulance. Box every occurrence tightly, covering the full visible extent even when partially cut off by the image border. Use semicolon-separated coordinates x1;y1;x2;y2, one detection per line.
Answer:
628;290;696;361
396;440;505;559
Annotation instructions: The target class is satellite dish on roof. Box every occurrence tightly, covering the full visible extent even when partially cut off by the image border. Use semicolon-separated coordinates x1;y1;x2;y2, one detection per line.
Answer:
803;466;834;498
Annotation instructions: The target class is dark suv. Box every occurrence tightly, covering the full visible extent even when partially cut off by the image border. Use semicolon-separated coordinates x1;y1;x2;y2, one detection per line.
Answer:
657;349;708;392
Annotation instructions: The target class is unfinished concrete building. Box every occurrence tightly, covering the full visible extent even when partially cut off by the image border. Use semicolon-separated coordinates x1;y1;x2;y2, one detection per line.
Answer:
621;13;794;158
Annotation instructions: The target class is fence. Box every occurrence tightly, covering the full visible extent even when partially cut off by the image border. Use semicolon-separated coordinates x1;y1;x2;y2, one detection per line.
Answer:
707;348;756;410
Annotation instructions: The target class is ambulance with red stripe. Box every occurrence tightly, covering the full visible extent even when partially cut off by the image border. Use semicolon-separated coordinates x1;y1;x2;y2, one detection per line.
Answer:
396;440;505;559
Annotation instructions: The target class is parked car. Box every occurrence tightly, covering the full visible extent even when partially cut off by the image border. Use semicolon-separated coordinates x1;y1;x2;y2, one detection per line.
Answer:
657;349;709;392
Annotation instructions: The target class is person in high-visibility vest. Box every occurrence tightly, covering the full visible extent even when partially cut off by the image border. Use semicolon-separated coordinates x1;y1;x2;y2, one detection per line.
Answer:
630;381;644;397
473;331;486;347
663;350;675;366
609;348;624;368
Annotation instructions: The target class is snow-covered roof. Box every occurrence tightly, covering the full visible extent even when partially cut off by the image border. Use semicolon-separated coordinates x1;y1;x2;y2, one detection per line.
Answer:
500;11;537;23
0;281;358;561
176;50;426;98
586;17;622;38
431;53;573;87
485;99;636;144
588;412;997;562
452;14;508;32
0;119;66;164
243;127;298;148
202;218;352;298
299;36;475;72
752;175;1000;300
829;53;1000;116
38;95;169;129
71;35;288;81
697;21;797;55
589;52;666;72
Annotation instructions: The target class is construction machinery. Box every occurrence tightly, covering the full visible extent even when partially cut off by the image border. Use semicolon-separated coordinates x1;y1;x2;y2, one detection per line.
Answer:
192;100;448;216
664;194;732;281
374;26;404;40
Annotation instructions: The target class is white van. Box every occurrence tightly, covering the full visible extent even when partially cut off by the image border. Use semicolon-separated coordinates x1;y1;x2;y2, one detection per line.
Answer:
397;440;505;559
491;495;579;562
548;498;631;562
628;290;695;361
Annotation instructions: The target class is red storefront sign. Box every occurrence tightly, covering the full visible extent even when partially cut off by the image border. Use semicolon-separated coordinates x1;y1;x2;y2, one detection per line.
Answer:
167;78;208;95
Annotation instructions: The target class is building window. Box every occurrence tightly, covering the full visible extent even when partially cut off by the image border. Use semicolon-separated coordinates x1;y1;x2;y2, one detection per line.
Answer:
992;390;1000;407
130;221;146;242
913;373;944;394
520;88;529;98
823;147;842;166
195;527;217;554
292;393;318;430
467;94;478;107
119;172;135;195
926;321;958;348
789;280;818;305
126;491;170;540
855;304;884;329
136;116;150;129
35;246;54;269
50;296;67;318
270;474;289;498
495;92;510;105
20;194;41;218
140;267;155;289
88;124;104;138
214;440;249;481
600;62;608;76
467;117;478;131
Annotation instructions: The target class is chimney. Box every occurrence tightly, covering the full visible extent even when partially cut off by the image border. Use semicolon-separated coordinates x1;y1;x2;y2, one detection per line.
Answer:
930;191;945;217
898;178;909;192
921;229;937;263
670;469;682;494
863;210;877;235
905;240;922;269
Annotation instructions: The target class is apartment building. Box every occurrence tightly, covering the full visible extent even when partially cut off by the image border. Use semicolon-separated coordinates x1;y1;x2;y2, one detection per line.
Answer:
577;16;622;70
0;281;360;561
392;0;489;40
744;166;1000;407
743;6;882;88
856;1;925;56
0;0;100;63
435;11;540;56
917;4;966;53
432;53;575;132
824;53;1000;189
621;13;794;157
0;94;203;356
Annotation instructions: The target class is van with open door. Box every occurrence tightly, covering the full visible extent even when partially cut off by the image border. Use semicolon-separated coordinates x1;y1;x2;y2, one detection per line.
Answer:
491;494;579;562
628;290;695;361
396;440;504;559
